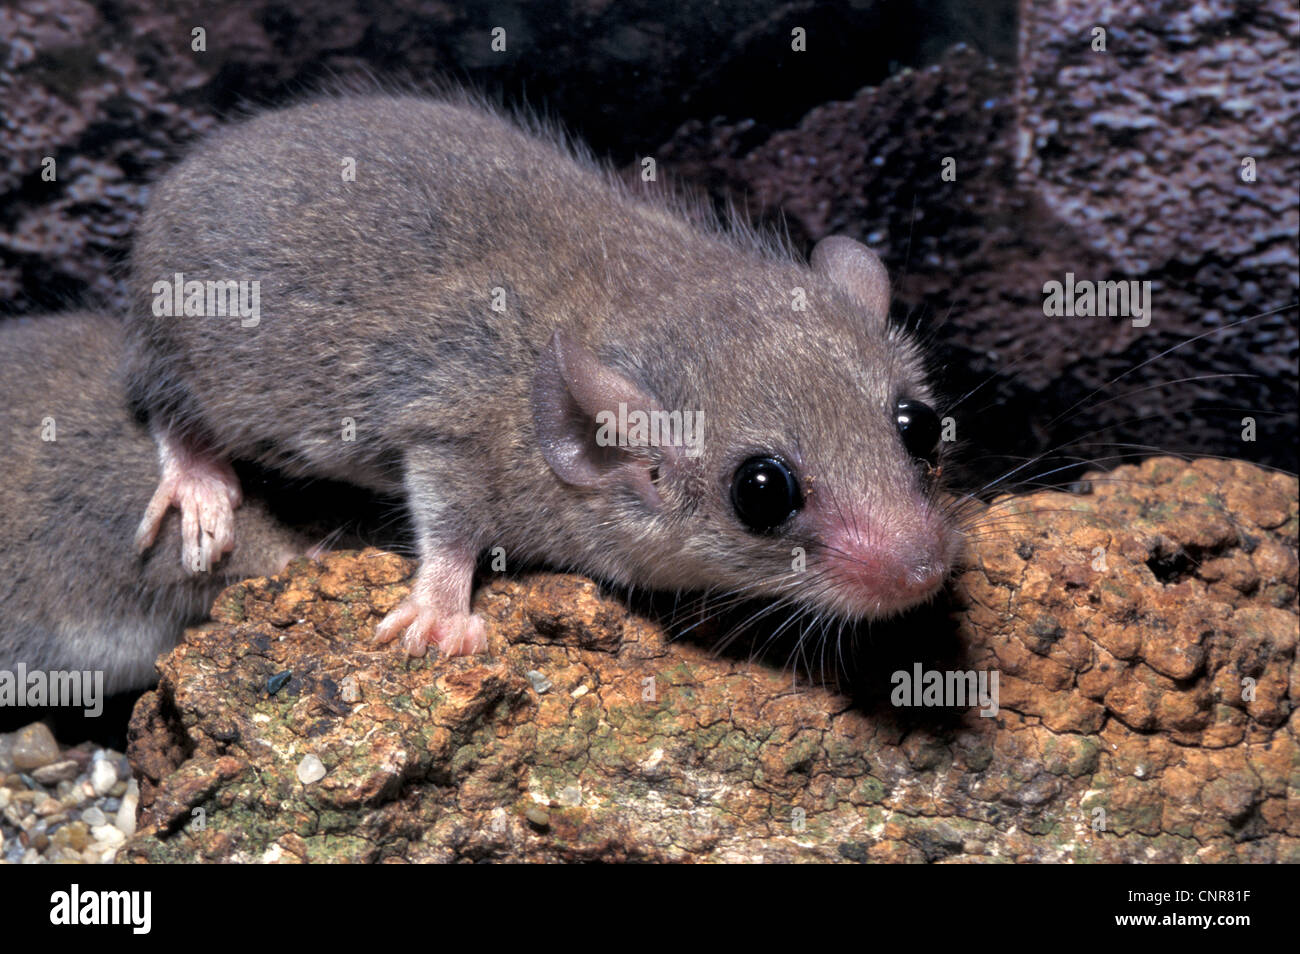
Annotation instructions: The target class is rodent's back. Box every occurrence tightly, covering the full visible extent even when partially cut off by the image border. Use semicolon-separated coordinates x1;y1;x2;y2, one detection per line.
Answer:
126;94;761;490
0;312;311;692
130;97;611;480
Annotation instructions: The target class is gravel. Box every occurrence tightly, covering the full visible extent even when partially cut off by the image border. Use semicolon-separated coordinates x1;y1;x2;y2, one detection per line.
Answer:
0;721;138;864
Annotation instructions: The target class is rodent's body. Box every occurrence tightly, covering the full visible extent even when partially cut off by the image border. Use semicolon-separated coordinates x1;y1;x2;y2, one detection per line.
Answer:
129;93;956;654
0;312;313;693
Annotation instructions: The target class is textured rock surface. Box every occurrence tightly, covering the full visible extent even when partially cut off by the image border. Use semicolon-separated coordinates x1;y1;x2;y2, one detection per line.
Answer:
123;458;1298;863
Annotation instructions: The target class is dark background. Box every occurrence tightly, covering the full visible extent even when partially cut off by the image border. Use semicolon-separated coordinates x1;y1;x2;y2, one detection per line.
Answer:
1;0;1296;485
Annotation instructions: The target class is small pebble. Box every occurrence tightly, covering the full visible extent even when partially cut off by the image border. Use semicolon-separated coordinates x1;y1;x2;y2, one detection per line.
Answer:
526;671;552;693
296;754;327;785
63;747;92;771
91;824;126;849
525;806;550;829
115;781;138;838
52;821;89;853
340;675;361;703
90;759;117;796
81;806;107;827
31;760;79;785
267;670;292;695
10;723;60;771
0;733;14;774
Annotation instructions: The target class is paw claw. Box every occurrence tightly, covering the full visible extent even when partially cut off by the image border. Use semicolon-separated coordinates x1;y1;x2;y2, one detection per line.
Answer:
375;598;487;658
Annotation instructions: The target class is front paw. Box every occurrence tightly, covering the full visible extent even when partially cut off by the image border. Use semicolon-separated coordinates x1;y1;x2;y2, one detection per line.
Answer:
374;598;488;657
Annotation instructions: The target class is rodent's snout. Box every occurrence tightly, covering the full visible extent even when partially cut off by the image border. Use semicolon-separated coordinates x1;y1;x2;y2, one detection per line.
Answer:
814;502;952;619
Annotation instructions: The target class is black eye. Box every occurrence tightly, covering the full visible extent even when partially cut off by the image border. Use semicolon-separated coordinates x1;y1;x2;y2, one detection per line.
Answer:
895;398;941;464
731;456;803;533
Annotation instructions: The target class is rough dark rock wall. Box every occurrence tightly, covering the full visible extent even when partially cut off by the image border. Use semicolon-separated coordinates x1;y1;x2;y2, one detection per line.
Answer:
656;16;1299;477
2;0;1294;474
0;0;960;310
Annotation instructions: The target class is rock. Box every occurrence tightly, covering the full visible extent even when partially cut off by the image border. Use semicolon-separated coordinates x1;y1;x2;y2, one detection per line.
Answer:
123;458;1297;863
81;806;106;827
51;820;89;853
89;757;118;796
526;671;552;694
115;781;139;838
30;760;79;785
339;675;361;704
91;824;126;849
295;755;327;785
0;732;13;774
9;723;59;771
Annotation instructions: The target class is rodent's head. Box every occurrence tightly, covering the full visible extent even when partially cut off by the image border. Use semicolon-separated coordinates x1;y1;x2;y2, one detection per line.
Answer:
532;235;958;626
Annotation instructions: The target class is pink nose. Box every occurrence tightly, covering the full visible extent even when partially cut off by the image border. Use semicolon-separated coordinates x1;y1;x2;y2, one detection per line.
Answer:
819;527;948;618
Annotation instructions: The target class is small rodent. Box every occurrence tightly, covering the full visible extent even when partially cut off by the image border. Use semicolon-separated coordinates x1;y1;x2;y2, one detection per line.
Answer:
0;311;318;693
127;91;958;657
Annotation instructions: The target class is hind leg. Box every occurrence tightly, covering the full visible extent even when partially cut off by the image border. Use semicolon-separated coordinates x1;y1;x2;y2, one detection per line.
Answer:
135;427;242;574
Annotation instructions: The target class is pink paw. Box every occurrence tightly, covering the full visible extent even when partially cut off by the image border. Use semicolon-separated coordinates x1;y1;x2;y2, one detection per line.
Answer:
135;431;243;574
374;599;488;657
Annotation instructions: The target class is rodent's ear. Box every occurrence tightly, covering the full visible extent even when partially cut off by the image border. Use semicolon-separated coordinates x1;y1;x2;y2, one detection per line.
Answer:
811;236;891;329
532;330;678;495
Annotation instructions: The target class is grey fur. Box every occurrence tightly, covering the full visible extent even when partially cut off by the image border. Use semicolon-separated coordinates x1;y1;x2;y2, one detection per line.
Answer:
126;92;956;636
0;312;313;693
